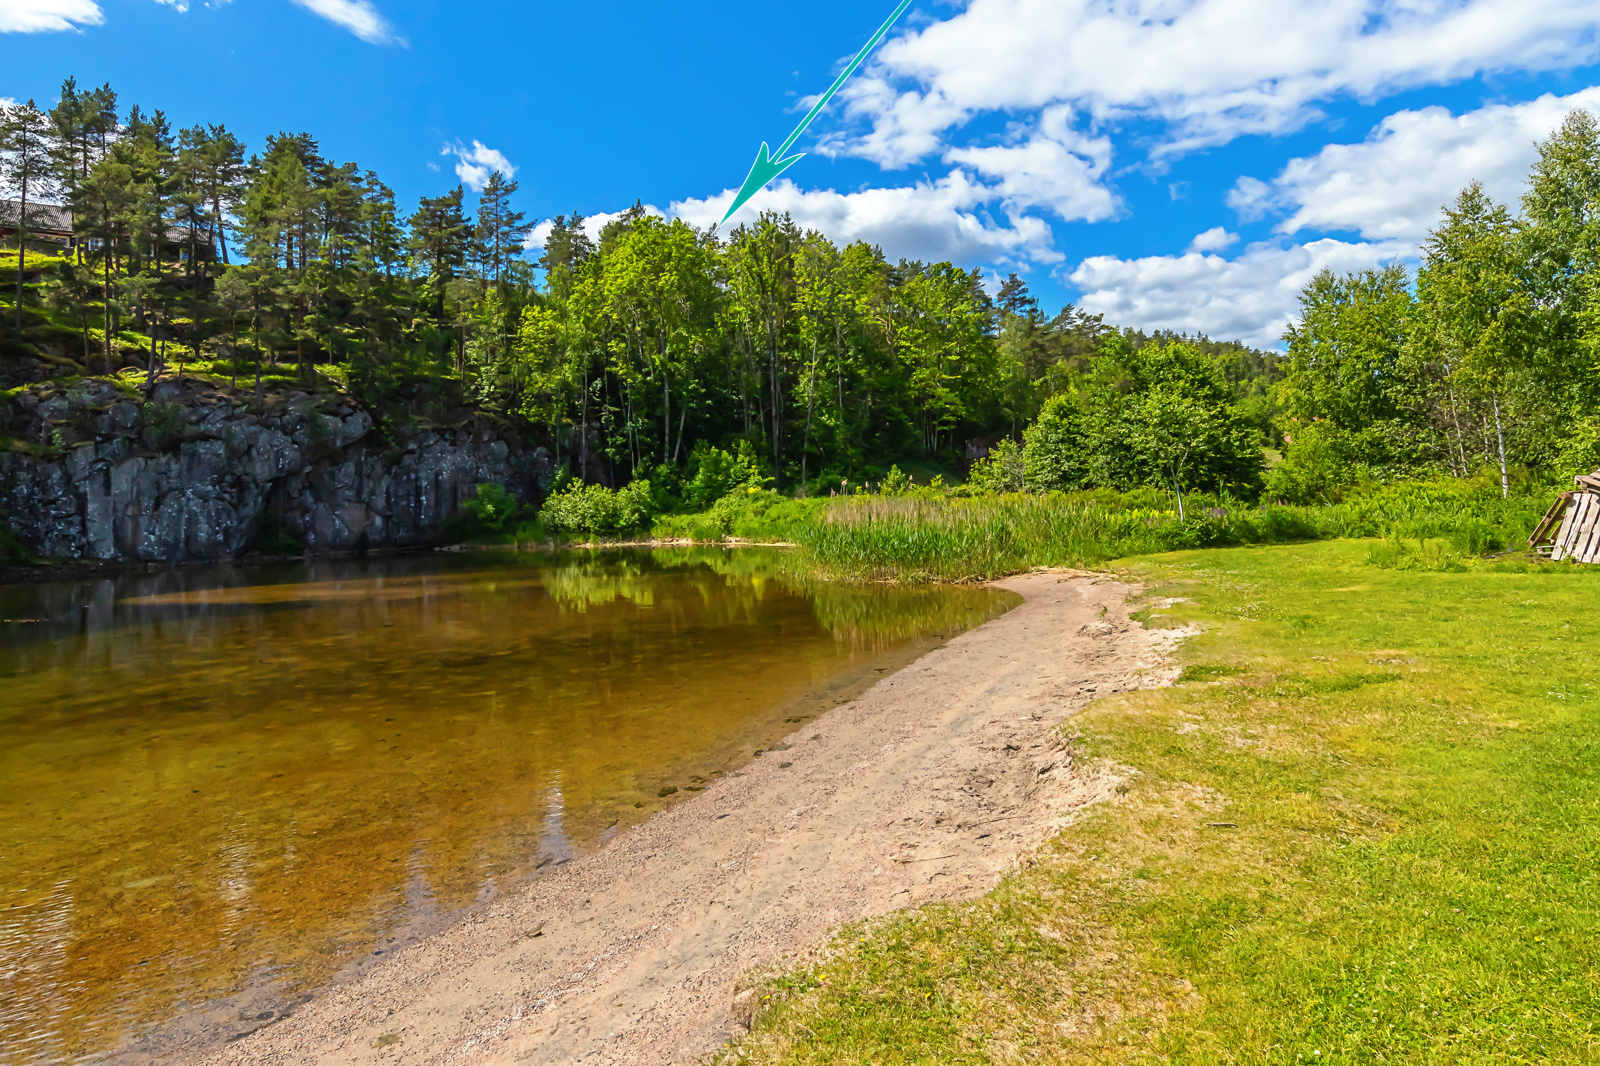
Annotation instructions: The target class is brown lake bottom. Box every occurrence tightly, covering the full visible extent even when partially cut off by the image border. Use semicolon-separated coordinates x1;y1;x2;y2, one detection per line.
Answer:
0;547;1017;1064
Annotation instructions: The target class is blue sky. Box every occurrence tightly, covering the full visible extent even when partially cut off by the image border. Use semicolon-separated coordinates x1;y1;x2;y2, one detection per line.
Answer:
4;0;1598;347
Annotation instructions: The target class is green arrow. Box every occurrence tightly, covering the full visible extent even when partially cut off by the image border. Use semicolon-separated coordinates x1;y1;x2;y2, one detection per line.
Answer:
720;0;916;226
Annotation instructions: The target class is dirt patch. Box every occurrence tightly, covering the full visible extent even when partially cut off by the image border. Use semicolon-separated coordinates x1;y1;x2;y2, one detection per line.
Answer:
202;571;1182;1066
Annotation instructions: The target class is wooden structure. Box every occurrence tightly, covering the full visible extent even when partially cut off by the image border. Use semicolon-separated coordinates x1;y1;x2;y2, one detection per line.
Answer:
0;199;74;252
1530;471;1600;563
0;199;216;262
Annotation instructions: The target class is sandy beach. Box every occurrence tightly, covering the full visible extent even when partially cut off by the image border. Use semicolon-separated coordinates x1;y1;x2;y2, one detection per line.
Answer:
204;570;1182;1066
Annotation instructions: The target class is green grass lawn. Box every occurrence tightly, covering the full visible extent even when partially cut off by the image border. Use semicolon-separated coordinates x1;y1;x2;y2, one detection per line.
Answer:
725;540;1600;1065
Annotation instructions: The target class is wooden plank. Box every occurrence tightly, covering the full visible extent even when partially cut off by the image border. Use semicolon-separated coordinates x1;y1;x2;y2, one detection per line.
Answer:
1572;496;1600;564
1552;494;1584;560
1581;502;1600;564
1529;492;1573;546
1578;527;1600;564
1558;494;1595;562
1576;473;1600;491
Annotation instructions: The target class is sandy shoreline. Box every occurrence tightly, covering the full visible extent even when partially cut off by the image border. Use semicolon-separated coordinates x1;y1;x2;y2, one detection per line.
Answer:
202;570;1181;1066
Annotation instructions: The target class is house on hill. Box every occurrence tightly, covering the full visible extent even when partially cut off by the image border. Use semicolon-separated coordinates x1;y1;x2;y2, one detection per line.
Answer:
1;199;217;263
0;200;73;252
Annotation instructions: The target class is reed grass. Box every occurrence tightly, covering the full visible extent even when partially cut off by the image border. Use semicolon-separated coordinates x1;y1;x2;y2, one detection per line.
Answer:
795;482;1548;582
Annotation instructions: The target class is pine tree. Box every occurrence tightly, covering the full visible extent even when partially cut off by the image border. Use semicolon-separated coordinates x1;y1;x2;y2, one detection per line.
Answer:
408;186;470;321
474;172;527;291
2;99;59;331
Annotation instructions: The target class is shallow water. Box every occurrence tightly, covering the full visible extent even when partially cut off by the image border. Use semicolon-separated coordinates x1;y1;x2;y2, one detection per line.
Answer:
0;548;1017;1064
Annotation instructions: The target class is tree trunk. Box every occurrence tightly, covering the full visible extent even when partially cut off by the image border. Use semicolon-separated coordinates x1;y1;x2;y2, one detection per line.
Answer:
801;339;820;489
580;367;590;483
1492;392;1509;499
213;196;229;266
15;180;28;331
144;327;159;391
1443;372;1469;477
768;340;782;484
102;247;114;375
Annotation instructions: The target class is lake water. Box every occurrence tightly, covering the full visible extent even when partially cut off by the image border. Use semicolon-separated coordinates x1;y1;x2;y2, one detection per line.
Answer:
0;548;1017;1064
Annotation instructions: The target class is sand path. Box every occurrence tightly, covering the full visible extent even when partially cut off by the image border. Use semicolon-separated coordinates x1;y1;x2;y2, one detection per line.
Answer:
208;571;1178;1066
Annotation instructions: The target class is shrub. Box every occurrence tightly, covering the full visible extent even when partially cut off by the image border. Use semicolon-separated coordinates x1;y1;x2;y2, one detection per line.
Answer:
878;465;913;496
966;438;1025;494
682;440;771;511
442;483;537;544
1266;422;1368;503
539;478;659;538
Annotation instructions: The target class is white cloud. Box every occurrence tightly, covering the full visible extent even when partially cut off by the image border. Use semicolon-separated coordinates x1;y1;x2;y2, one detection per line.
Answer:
1233;87;1600;242
1186;227;1238;253
529;171;1059;273
441;140;515;192
828;0;1599;166
673;171;1060;268
524;206;667;252
1070;237;1411;348
154;0;189;12
0;0;102;32
289;0;395;45
1225;177;1273;222
943;106;1117;221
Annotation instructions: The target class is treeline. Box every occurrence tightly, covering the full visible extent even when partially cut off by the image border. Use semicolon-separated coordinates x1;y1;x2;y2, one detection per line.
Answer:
1;78;1280;497
1268;110;1600;500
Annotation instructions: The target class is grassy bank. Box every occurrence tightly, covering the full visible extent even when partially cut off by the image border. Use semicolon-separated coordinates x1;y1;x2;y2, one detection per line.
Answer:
444;477;1547;581
786;479;1546;582
725;540;1600;1064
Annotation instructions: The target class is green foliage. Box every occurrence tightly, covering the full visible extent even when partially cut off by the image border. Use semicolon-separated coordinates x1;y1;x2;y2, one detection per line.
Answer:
878;465;913;497
1264;421;1369;503
681;440;772;511
1021;393;1090;491
1021;341;1264;497
1270;112;1600;492
441;483;540;544
538;477;659;538
793;476;1546;582
13;80;1600;527
136;400;186;451
1363;537;1468;572
964;438;1024;494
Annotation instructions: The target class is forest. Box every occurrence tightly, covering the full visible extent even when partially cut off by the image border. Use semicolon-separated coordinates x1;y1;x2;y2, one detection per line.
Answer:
2;80;1599;527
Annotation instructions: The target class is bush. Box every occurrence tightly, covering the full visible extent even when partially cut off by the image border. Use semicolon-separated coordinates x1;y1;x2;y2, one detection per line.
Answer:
652;489;828;542
1447;518;1505;556
539;478;659;538
878;464;914;497
1266;422;1369;503
681;440;771;511
966;438;1025;494
442;483;538;544
1022;394;1090;492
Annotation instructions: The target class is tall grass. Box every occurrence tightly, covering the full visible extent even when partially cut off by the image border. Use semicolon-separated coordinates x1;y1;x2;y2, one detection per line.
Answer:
796;480;1548;581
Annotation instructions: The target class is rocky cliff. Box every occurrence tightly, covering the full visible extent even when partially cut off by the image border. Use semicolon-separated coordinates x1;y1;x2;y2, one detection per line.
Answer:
0;378;548;563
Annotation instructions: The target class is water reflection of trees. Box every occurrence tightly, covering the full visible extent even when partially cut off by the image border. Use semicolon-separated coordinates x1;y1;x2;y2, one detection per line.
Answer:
0;549;1015;1061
